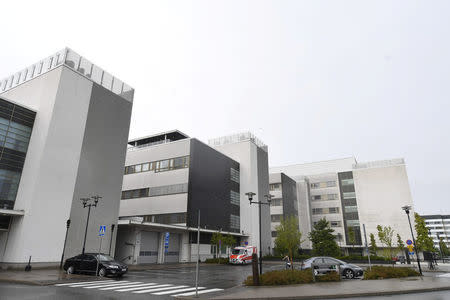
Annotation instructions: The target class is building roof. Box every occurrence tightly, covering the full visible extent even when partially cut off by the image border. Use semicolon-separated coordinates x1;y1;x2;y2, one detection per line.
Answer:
421;214;450;220
0;48;134;102
128;130;190;148
270;157;357;177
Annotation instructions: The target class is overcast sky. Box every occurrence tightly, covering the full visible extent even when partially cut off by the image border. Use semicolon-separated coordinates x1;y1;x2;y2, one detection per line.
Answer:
1;1;449;214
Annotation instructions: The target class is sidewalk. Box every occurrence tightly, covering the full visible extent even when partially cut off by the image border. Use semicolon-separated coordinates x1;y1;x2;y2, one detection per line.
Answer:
212;276;450;300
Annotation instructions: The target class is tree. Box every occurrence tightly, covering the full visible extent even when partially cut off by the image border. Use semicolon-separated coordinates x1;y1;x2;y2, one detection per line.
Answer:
369;233;377;256
308;218;340;257
211;232;223;260
222;234;237;255
377;225;395;259
348;227;356;248
274;215;302;268
414;213;435;252
439;238;450;256
397;234;405;255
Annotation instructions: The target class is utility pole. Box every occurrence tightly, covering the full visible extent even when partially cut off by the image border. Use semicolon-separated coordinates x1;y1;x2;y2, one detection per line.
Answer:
195;210;200;298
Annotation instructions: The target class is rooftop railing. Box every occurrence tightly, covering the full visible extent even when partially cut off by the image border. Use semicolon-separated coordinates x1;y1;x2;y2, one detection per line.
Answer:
208;131;268;152
353;158;405;169
0;48;134;102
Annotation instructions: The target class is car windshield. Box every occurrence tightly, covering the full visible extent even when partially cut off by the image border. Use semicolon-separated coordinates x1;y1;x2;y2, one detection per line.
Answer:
96;254;115;262
232;249;245;255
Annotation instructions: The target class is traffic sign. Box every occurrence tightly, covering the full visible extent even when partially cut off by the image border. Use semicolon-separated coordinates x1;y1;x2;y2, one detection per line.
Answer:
99;225;106;237
406;239;412;245
407;244;414;255
164;232;170;253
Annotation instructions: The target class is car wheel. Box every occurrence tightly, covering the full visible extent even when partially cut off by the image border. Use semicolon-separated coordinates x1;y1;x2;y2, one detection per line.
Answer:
116;273;123;278
98;268;107;277
67;266;75;275
344;269;354;279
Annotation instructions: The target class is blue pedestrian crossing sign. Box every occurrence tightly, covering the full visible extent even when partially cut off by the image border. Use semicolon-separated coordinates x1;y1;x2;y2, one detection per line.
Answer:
164;232;170;253
406;239;412;246
99;225;106;237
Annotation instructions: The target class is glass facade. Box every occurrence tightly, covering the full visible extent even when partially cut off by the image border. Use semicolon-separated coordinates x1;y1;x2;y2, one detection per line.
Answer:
0;98;35;211
338;171;362;245
0;98;35;231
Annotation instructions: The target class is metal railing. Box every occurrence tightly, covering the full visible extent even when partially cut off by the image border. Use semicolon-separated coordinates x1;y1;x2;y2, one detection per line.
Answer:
208;132;268;152
0;48;134;102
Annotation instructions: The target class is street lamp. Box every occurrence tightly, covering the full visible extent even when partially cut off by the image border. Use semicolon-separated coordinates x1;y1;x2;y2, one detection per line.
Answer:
402;205;422;275
59;219;71;269
436;232;444;264
246;192;272;275
81;195;101;254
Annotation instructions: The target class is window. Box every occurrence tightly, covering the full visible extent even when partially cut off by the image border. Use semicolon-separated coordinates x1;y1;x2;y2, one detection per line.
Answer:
135;164;142;173
343;192;356;199
312;208;323;215
326;181;336;187
149;183;188;197
142;213;186;224
124;156;190;175
327;194;338;200
230;190;240;206
271;214;282;222
231;168;240;183
121;188;149;199
310;183;320;189
341;179;354;186
311;195;321;201
270;198;283;206
347;220;360;227
329;207;339;214
142;163;149;172
270;183;281;191
157;159;170;172
271;231;277;237
330;221;341;227
344;206;358;213
230;214;240;229
172;157;187;170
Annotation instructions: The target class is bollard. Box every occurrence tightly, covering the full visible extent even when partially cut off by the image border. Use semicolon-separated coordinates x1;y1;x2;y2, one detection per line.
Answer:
252;253;260;286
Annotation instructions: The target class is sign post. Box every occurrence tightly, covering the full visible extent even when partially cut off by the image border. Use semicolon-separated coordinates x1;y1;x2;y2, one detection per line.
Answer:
164;232;170;254
195;210;200;298
363;224;371;271
97;225;106;276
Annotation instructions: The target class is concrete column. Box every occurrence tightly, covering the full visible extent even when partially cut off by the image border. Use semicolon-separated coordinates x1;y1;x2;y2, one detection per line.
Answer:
132;229;141;265
180;232;190;262
157;232;165;264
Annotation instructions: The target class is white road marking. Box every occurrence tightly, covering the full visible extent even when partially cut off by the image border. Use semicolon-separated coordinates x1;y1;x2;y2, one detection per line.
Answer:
98;282;144;290
173;288;224;297
55;280;113;286
128;284;173;293
133;285;187;294
153;287;206;295
438;273;450;277
83;281;131;289
114;283;159;292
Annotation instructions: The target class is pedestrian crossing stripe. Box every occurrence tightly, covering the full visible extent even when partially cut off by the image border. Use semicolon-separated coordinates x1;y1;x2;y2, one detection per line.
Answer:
54;280;223;296
438;273;450;277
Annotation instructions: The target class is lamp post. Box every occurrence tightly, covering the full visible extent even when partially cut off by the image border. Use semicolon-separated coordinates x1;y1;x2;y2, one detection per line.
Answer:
436;232;444;264
81;195;101;254
60;219;71;269
246;192;272;275
402;205;422;276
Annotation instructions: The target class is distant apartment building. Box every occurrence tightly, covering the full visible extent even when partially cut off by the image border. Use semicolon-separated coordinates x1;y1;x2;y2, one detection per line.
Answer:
116;131;269;264
268;173;298;252
422;215;450;248
0;48;134;266
270;157;415;251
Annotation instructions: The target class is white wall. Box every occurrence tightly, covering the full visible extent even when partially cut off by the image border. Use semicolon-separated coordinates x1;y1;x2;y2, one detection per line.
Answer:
354;163;416;247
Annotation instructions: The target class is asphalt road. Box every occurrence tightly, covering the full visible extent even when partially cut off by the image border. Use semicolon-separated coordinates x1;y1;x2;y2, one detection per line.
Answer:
0;263;258;300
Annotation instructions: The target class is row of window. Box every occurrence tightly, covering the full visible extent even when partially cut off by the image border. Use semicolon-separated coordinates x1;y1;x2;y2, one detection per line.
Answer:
311;194;339;201
231;168;240;183
142;213;186;224
341;178;354;186
342;192;356;199
121;183;188;199
271;214;283;222
312;207;340;215
344;206;358;213
124;156;190;175
313;220;342;227
270;198;283;207
230;214;240;229
0;117;33;153
269;183;281;191
230;190;240;206
310;181;336;189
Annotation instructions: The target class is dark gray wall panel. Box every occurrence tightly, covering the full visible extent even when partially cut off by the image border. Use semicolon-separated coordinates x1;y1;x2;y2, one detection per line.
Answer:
281;173;298;218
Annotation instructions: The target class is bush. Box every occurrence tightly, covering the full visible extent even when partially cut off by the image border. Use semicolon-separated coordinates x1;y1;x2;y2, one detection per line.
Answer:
363;266;419;280
244;269;340;286
337;255;391;262
204;258;229;264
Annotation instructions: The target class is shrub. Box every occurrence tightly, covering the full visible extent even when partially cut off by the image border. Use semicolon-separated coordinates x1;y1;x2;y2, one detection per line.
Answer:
363;266;419;280
244;269;340;286
337;255;391;262
204;258;229;264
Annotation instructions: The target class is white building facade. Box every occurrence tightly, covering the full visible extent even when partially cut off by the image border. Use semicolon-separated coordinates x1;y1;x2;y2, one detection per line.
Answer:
0;48;134;267
422;215;450;249
270;157;416;251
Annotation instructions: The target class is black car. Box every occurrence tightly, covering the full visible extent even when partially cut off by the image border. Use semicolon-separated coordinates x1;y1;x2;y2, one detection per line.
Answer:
63;253;128;277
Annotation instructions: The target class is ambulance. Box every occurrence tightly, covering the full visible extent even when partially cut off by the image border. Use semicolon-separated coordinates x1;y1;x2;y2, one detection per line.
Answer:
229;246;257;264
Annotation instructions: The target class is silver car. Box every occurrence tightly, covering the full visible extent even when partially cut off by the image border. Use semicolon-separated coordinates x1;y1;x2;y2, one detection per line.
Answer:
300;256;363;279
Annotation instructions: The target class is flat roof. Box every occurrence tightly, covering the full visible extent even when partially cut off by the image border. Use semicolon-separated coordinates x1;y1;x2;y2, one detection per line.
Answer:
128;130;190;147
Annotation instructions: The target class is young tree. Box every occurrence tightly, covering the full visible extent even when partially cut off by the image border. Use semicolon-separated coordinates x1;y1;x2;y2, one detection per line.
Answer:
308;218;340;257
414;213;435;252
369;233;377;256
222;234;237;255
348;227;356;248
439;237;449;256
274;215;302;268
211;232;223;260
377;225;395;259
397;234;405;255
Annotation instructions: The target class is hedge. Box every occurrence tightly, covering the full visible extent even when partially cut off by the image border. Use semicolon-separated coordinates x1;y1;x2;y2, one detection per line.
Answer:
363;266;419;280
244;269;340;286
204;258;229;264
